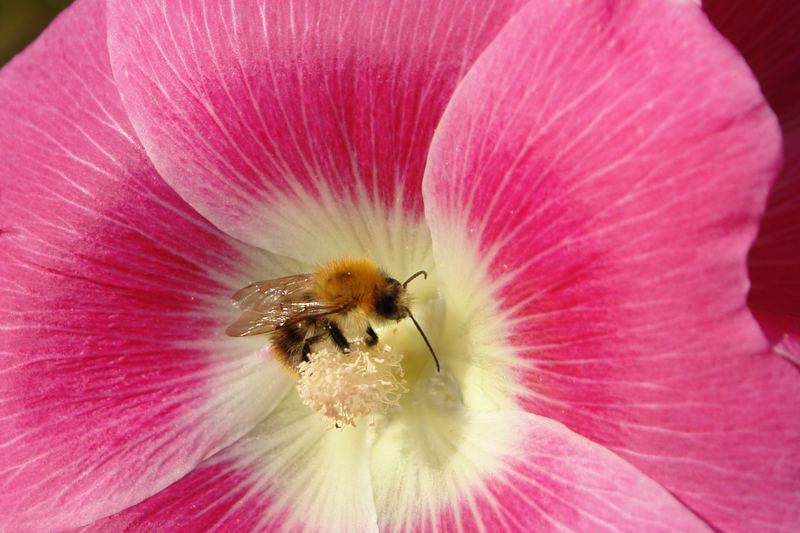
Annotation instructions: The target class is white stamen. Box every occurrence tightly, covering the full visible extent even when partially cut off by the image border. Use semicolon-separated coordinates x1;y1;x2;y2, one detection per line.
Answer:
296;344;408;427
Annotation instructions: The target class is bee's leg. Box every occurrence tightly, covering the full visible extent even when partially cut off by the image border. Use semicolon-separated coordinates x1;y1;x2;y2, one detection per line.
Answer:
326;321;351;352
365;324;378;346
301;338;314;362
301;332;326;362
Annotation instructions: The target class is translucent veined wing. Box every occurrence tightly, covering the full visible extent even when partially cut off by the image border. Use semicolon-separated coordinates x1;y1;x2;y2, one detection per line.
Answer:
225;300;348;337
230;274;315;310
226;274;349;337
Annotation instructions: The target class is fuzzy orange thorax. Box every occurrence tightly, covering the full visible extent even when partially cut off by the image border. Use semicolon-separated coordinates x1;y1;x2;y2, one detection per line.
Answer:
313;258;385;314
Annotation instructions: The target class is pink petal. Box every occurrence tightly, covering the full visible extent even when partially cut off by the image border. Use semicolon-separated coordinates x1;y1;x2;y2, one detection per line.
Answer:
448;418;709;532
106;0;523;258
81;460;276;533
83;397;378;532
423;0;798;531
0;1;295;528
88;407;706;533
372;408;707;532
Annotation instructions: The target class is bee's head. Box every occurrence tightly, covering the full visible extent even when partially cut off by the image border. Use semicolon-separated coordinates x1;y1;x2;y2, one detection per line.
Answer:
374;277;410;320
378;269;440;372
374;269;429;320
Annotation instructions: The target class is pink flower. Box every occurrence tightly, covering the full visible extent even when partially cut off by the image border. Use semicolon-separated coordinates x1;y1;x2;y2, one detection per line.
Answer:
1;0;797;531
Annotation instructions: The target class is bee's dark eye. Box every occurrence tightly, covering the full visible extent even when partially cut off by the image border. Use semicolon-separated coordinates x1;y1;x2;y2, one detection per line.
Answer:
375;294;398;318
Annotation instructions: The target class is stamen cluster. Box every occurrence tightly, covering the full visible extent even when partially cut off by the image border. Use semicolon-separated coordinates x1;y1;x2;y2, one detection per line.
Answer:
296;344;407;427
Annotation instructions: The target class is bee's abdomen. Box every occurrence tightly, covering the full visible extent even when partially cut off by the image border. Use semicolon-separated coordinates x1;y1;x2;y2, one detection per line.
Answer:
272;323;309;372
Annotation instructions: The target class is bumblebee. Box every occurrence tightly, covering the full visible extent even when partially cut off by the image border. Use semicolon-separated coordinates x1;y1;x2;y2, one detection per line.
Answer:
226;258;439;373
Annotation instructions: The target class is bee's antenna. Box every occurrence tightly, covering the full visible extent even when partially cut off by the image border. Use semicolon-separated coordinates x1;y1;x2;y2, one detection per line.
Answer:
402;270;428;288
406;309;440;373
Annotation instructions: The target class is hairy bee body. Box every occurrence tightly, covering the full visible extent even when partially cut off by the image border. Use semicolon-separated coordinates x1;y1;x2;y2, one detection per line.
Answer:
312;258;389;315
271;319;322;371
227;258;416;373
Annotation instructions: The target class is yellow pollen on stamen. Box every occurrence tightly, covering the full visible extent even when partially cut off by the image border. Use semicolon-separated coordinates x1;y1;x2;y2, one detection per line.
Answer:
296;344;408;427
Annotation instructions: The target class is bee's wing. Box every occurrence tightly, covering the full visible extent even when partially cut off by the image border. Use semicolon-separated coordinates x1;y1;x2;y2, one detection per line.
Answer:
227;274;347;337
225;310;279;337
230;274;314;310
226;300;348;337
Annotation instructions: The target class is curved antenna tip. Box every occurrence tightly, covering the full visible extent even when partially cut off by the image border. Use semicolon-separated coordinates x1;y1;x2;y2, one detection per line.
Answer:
402;270;428;288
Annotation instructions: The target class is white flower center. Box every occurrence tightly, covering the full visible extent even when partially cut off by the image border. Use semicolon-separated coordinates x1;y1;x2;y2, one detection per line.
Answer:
248;193;520;426
296;344;408;427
